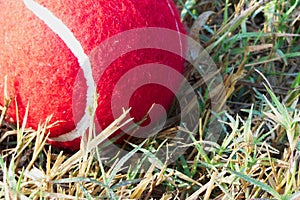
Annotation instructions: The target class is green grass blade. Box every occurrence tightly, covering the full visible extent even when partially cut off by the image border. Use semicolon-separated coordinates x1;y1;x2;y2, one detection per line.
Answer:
229;169;282;200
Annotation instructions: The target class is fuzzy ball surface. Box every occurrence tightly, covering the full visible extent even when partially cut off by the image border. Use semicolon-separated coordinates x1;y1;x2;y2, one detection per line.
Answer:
0;0;185;150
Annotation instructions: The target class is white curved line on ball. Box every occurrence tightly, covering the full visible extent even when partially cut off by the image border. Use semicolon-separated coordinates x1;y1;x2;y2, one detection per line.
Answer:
166;0;183;58
23;0;97;142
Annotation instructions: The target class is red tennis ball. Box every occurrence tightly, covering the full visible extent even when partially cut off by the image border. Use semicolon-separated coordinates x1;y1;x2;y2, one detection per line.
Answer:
0;0;186;150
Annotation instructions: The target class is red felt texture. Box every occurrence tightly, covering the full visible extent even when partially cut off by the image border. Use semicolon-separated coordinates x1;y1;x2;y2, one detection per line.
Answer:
0;0;185;150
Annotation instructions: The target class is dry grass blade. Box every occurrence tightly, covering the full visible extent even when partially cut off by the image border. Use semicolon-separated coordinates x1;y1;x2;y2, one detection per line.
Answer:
190;11;215;42
58;109;133;174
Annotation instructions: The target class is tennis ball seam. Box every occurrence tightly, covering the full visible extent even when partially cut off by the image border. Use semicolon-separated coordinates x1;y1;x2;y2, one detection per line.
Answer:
23;0;95;142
